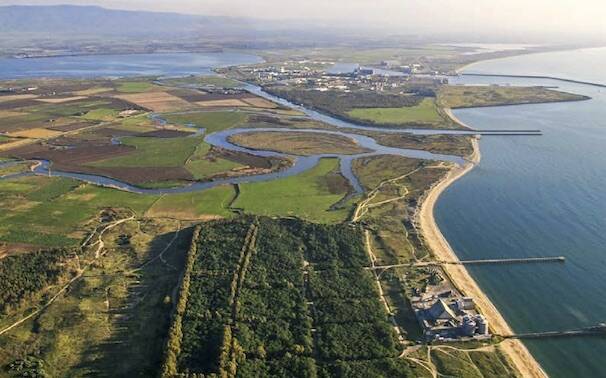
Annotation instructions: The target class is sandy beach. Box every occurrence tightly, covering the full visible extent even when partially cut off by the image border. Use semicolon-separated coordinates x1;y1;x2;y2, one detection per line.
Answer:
418;111;548;378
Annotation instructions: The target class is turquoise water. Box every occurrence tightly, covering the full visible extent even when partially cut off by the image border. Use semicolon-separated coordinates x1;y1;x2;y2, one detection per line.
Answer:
438;48;606;377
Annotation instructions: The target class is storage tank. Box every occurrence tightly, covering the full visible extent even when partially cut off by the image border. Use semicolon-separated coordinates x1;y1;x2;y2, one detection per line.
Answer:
475;315;488;335
461;315;476;336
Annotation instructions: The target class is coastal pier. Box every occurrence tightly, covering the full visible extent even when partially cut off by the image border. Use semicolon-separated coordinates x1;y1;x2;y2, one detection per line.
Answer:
502;323;606;340
473;130;543;136
448;256;566;265
366;256;566;271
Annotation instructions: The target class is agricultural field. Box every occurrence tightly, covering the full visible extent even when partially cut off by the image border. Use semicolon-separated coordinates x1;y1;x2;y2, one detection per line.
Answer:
0;77;291;188
162;217;417;377
437;85;589;109
90;135;202;168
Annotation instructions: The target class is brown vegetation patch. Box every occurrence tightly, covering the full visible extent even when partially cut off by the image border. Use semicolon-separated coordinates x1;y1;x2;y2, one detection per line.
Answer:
372;133;474;156
0;99;42;110
53;165;194;184
94;127;142;138
8;128;63;139
46;122;96;132
140;130;194;138
210;147;288;170
247;114;290;126
195;99;250;107
240;97;278;109
0;94;38;103
0;119;48;134
1;141;135;165
0;243;41;259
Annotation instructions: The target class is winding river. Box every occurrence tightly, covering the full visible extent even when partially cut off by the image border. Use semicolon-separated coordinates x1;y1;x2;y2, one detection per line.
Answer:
6;123;466;195
0;52;482;194
0;52;543;196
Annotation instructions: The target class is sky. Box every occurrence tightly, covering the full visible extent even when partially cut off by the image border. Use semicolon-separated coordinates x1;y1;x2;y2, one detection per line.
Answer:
2;0;605;41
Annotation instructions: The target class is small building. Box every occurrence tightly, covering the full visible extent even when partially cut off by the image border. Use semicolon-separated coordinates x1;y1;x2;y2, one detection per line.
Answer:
456;297;475;311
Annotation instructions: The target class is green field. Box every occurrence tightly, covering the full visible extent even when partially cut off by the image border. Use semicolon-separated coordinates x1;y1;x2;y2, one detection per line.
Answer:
163;111;247;133
184;142;244;179
347;98;443;125
81;108;120;121
233;158;351;223
91;136;202;168
0;175;236;247
146;185;236;219
0;176;157;246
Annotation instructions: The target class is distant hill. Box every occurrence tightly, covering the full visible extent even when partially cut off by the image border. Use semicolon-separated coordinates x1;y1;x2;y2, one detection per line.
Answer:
0;5;250;37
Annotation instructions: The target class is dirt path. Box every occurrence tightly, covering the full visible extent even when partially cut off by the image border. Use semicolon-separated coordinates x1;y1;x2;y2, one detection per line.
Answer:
132;222;181;272
351;166;422;222
363;230;406;346
0;216;135;337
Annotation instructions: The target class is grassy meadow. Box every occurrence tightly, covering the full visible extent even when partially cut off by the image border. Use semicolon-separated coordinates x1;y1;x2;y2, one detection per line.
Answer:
347;98;443;125
162;111;247;133
234;158;351;223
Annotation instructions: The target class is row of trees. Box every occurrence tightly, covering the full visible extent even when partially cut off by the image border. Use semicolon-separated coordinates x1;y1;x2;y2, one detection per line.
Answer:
160;225;201;377
177;218;254;375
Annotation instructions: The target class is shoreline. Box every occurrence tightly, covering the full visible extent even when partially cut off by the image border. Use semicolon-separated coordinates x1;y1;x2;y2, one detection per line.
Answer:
418;110;548;378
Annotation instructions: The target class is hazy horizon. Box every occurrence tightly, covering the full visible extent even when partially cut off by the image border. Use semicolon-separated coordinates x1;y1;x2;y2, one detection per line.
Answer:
1;0;605;43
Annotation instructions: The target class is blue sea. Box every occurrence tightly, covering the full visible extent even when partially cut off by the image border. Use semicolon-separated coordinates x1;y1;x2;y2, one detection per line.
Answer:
439;47;606;377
